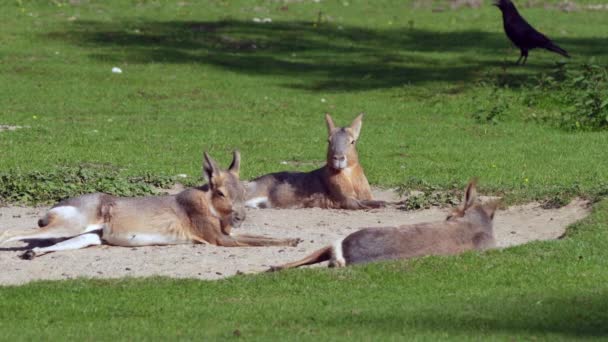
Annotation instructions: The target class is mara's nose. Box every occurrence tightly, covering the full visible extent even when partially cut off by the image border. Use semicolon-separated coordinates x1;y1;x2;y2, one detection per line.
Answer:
333;155;346;162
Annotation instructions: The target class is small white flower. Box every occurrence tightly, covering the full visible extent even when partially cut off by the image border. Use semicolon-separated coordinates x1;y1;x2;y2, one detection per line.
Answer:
112;67;122;74
262;18;272;23
280;161;288;165
177;174;188;178
252;17;262;23
321;98;327;103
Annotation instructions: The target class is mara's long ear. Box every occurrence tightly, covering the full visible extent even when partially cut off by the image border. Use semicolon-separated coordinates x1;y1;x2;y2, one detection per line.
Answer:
350;113;364;140
484;199;501;220
463;178;478;211
203;152;221;187
228;150;241;177
325;113;336;136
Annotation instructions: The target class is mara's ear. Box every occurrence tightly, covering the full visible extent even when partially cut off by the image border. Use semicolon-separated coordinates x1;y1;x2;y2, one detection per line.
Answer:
484;200;501;220
203;152;221;187
350;113;364;140
325;113;336;136
463;178;478;211
228;150;241;177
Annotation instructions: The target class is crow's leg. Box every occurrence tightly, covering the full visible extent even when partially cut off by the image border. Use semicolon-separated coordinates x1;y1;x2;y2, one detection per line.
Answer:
521;50;529;65
515;50;524;65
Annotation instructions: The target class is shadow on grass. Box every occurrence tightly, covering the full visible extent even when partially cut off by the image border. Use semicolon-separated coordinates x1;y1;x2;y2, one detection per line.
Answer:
321;294;608;337
46;19;608;91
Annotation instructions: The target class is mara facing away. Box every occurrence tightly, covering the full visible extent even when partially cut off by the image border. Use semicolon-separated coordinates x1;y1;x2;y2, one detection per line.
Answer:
0;151;300;259
269;180;497;271
245;113;386;210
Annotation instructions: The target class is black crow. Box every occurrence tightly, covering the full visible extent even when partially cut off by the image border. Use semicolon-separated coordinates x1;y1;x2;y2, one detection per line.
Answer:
494;0;570;65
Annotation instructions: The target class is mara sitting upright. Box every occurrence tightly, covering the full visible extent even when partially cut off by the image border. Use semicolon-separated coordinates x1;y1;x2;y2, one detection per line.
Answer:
245;113;385;210
269;180;497;271
0;151;300;259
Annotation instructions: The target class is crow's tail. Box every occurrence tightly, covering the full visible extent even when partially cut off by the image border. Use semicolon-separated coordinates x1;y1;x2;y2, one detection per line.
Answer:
545;42;570;58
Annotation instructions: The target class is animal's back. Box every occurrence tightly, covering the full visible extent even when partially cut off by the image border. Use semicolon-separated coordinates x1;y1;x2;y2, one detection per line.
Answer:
246;168;330;208
102;195;193;246
341;222;482;265
342;224;442;264
503;9;550;49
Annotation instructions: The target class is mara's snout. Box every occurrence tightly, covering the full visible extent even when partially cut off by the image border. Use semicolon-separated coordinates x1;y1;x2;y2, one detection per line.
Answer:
231;208;246;228
331;155;348;170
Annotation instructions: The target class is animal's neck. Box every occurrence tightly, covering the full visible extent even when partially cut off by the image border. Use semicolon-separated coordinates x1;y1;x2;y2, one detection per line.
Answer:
502;4;521;19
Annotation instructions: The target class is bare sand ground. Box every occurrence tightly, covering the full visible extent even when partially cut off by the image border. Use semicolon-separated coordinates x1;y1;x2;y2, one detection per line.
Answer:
0;189;590;286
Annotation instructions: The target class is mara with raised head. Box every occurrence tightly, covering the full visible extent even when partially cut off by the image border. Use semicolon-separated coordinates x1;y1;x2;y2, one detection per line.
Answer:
245;113;385;210
0;151;300;259
268;180;497;270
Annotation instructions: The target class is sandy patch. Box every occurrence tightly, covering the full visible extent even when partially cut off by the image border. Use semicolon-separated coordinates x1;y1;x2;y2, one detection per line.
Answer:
0;190;590;286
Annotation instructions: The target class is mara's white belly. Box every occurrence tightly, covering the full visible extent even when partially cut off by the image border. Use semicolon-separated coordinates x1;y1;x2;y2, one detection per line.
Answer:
102;232;192;247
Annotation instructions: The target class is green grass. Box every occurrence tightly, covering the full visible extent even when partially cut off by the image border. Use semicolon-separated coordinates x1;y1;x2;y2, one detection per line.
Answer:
1;0;608;340
0;0;607;203
1;200;607;340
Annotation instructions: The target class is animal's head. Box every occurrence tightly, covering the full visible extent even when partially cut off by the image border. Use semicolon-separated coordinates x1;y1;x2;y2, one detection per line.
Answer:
203;150;246;228
493;0;515;11
446;179;499;229
325;113;364;170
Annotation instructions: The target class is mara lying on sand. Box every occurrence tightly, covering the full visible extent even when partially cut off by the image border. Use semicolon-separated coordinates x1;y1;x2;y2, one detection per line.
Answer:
0;151;300;259
269;180;497;270
245;113;386;210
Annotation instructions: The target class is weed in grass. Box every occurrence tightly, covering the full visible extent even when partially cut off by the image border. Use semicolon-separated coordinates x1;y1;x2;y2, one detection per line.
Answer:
0;166;177;205
396;178;462;210
528;63;608;131
471;90;509;125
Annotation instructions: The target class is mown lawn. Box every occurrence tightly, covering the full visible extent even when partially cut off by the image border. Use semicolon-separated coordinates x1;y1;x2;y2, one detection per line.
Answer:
0;0;606;202
0;0;607;340
1;201;607;340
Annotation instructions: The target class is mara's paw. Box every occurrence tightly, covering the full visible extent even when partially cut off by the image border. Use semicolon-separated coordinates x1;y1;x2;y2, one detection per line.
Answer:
20;250;36;260
288;238;302;247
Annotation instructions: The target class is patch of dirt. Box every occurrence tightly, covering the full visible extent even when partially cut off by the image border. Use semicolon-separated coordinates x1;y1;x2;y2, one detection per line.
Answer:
0;125;27;132
0;190;590;286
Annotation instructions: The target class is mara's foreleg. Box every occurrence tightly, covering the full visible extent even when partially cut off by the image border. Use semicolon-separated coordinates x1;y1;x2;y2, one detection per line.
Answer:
341;197;386;210
21;233;102;260
188;215;301;247
205;234;301;247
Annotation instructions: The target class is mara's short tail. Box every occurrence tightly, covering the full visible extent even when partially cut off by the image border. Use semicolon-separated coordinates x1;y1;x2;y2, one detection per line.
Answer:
545;42;570;58
267;245;333;272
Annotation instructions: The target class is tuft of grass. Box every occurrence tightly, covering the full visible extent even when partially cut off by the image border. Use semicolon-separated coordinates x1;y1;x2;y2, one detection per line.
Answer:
526;63;608;131
0;166;179;205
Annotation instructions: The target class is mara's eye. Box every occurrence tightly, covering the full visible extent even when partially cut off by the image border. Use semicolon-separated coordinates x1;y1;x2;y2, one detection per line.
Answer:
351;140;356;145
216;190;225;198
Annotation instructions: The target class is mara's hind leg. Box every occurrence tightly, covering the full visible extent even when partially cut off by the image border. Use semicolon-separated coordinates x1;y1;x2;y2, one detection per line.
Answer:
21;233;102;260
0;225;86;246
1;206;98;246
267;246;333;272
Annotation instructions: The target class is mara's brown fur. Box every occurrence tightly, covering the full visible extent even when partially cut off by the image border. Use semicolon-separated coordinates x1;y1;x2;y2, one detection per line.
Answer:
245;113;385;209
268;180;497;271
0;151;300;259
